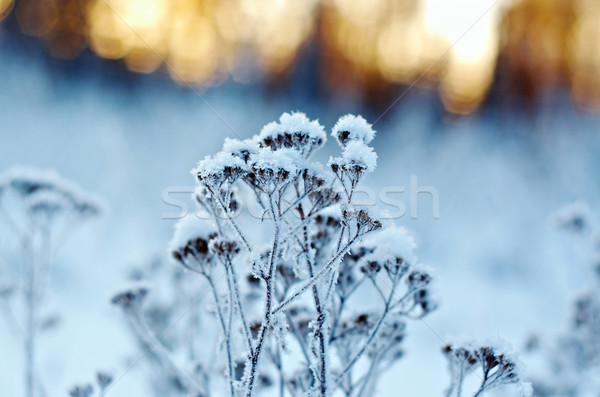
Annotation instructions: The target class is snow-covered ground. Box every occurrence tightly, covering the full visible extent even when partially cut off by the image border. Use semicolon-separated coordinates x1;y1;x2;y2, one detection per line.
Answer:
1;41;599;396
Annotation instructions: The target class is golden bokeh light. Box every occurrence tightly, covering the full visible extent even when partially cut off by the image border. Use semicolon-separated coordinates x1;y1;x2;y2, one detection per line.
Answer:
568;0;600;108
2;0;600;113
88;0;170;72
0;0;13;22
168;14;220;84
428;0;501;113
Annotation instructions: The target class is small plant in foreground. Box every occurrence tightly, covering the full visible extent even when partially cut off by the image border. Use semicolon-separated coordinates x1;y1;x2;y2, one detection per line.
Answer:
0;167;101;397
524;203;600;396
443;339;532;397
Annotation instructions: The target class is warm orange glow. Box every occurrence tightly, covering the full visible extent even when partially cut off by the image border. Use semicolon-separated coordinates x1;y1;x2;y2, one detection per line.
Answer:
88;0;169;71
6;0;600;113
376;16;426;83
569;0;600;108
168;15;220;84
429;0;500;114
0;0;13;22
321;0;501;113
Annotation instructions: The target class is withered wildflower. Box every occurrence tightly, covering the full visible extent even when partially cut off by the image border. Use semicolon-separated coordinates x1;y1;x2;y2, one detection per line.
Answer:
443;340;531;397
0;167;100;397
332;114;376;147
114;112;450;397
111;284;148;310
259;112;326;157
195;152;247;187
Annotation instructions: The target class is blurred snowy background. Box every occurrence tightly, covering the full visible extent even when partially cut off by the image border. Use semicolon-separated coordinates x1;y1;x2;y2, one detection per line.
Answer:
1;0;600;395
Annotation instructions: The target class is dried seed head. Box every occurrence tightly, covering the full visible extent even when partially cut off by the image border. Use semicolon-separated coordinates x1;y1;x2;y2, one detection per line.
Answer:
329;140;377;182
360;260;382;276
169;216;218;269
1;167;102;222
309;187;341;211
412;288;437;316
111;285;148;309
332;114;376;147
250;148;301;185
259;112;325;155
344;208;382;234
384;256;409;277
443;339;528;395
407;268;433;289
222;138;259;163
210;238;240;258
194;152;247;186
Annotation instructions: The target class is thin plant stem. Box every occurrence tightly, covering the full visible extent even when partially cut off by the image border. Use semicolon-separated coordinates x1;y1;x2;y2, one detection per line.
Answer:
246;193;280;397
272;237;358;316
225;257;254;356
333;283;396;387
206;275;235;397
130;309;206;396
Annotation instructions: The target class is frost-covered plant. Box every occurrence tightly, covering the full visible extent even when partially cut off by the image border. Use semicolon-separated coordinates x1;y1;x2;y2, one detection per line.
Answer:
525;203;600;396
115;112;438;397
0;167;101;397
109;258;209;396
443;339;532;397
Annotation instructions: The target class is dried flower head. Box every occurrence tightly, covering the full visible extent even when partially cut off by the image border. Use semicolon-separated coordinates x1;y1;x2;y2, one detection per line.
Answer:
332;114;376;147
194;151;248;186
0;167;102;220
443;339;531;397
341;207;382;235
329;141;378;185
222;137;259;163
210;238;240;259
250;147;301;186
259;112;326;156
111;284;148;309
406;266;433;290
169;215;217;266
